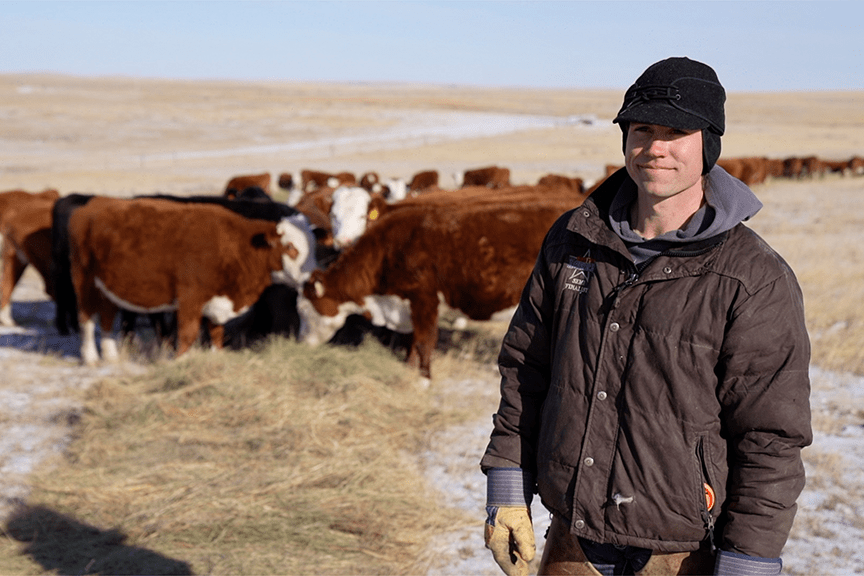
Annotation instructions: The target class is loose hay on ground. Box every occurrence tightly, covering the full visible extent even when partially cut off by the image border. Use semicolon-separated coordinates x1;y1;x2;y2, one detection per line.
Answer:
7;338;473;575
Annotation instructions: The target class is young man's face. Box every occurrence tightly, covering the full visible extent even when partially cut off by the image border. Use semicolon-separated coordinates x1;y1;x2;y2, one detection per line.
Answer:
624;123;704;200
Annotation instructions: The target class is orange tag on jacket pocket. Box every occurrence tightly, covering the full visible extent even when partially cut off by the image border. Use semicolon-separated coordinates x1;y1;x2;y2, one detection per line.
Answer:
704;483;716;511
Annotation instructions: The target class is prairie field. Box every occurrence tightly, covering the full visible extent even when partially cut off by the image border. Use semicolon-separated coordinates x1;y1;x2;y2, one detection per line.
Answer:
1;75;863;574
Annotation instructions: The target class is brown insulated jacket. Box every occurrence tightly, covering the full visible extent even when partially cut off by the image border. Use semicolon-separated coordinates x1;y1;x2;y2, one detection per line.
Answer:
481;169;812;558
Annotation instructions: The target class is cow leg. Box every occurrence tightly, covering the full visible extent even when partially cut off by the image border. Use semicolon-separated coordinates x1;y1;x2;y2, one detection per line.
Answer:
80;317;100;366
406;294;439;380
175;305;204;357
72;268;98;364
119;310;139;336
76;281;118;365
55;285;79;335
207;320;225;351
98;300;119;362
0;242;27;327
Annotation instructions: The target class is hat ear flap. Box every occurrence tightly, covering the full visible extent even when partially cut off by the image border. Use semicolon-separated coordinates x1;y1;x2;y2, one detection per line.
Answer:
619;121;629;156
702;130;722;175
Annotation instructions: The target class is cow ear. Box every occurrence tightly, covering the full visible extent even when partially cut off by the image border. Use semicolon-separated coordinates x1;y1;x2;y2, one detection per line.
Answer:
251;233;269;248
314;280;325;298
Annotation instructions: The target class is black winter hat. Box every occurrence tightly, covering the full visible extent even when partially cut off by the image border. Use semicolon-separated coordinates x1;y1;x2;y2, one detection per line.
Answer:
614;57;726;174
614;56;725;134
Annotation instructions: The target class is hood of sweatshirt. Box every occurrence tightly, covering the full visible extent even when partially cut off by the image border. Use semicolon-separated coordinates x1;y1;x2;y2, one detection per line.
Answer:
608;165;763;264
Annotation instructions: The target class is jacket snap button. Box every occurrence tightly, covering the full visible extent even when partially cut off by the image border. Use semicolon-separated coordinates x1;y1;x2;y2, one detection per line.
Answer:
575;519;585;529
663;266;672;274
584;457;595;467
609;322;620;332
597;391;607;400
583;210;590;218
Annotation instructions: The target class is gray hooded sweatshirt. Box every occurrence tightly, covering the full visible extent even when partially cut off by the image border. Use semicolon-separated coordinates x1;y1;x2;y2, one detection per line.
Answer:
608;165;764;264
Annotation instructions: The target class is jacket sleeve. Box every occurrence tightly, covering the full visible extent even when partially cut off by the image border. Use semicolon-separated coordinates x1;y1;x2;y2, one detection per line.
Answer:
480;229;557;476
716;261;812;558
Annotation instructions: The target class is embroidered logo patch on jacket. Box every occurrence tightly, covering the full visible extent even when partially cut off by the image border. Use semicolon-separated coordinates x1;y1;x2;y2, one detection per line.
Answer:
564;251;595;294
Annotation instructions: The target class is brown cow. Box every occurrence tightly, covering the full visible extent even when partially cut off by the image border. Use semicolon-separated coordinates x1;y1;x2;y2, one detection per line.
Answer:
293;186;337;246
823;159;850;176
0;188;59;216
340;180;588;250
299;170;335;192
765;158;785;179
300;170;356;193
68;197;310;365
461;165;510;189
359;171;380;191
717;157;770;186
278;171;300;190
407;169;439;193
801;156;825;178
741;157;769;186
849;156;864;176
298;198;578;378
537;174;584;195
783;157;805;179
717;158;745;180
330;182;591;249
0;190;60;326
224;172;271;199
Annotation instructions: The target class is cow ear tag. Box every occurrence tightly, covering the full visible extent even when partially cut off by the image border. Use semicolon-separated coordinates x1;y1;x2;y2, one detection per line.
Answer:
314;280;325;298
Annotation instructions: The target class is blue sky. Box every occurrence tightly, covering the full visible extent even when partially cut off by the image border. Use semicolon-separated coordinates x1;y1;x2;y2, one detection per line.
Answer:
1;1;861;91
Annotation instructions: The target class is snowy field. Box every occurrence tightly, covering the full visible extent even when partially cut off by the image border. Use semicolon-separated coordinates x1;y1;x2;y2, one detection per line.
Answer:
2;76;863;573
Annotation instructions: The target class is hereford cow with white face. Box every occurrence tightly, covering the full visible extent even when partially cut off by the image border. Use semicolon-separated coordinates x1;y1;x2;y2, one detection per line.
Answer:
298;198;578;378
68;197;316;365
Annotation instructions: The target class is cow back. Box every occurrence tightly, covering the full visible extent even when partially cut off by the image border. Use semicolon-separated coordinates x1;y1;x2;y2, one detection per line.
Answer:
69;197;287;310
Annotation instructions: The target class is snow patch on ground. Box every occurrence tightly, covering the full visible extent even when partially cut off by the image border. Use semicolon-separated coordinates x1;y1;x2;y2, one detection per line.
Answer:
419;368;864;575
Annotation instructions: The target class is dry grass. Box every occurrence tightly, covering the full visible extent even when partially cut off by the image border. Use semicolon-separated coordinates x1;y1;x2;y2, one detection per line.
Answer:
2;338;484;575
2;76;864;574
745;175;864;374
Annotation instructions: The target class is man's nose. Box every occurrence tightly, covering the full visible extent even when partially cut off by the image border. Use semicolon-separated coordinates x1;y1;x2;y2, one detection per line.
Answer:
645;136;669;156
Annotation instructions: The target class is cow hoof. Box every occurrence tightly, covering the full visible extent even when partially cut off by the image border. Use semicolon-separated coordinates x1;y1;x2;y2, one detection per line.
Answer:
101;338;120;362
0;309;14;327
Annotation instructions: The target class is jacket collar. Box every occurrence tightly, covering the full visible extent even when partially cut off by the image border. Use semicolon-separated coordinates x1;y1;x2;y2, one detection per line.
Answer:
566;168;631;261
567;168;728;269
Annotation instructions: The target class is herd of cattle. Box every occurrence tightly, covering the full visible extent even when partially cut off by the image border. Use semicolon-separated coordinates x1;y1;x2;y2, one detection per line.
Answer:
715;153;864;186
1;153;861;377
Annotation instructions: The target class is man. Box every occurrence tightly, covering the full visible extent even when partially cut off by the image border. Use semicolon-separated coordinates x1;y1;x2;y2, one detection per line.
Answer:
480;57;812;576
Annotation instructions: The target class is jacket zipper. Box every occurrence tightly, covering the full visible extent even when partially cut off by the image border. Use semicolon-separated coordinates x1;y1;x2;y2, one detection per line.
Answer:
613;263;721;549
613;271;639;298
611;255;652;298
696;438;717;552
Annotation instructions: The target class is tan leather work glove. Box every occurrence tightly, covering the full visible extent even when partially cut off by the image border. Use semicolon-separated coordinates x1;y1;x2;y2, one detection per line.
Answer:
485;505;535;576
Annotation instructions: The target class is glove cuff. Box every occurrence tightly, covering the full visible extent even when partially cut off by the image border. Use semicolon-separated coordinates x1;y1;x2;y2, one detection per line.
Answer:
486;467;535;507
714;550;782;576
